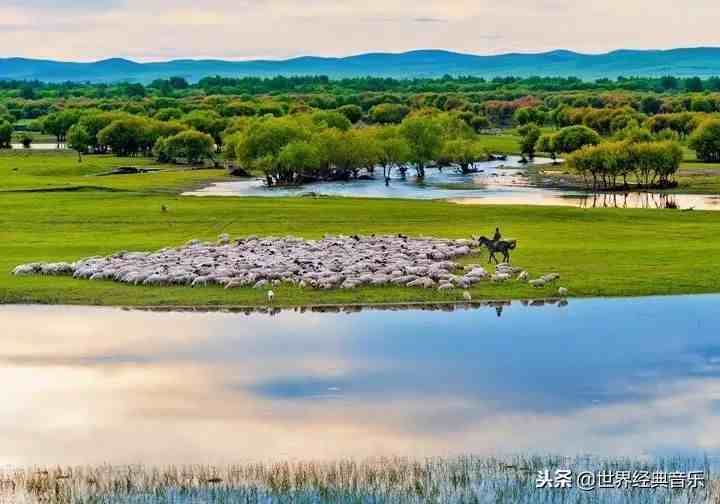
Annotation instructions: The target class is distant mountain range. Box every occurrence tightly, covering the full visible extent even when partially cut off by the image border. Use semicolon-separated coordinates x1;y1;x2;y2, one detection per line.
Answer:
1;48;720;83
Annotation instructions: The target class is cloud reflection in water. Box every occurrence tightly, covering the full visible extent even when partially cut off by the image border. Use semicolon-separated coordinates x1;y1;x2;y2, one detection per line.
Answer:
1;296;719;465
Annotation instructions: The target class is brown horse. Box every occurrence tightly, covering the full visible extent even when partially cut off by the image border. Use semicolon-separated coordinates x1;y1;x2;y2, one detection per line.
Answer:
477;236;517;264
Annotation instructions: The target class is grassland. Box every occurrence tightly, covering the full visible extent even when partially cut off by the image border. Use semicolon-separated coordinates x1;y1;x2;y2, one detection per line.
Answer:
1;148;720;307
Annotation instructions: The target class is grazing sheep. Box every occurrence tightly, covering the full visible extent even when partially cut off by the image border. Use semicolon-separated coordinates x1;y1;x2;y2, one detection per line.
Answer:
462;291;472;301
558;287;569;296
541;273;560;283
15;235;482;291
267;290;275;302
12;263;41;276
529;279;547;288
517;271;529;282
491;273;511;282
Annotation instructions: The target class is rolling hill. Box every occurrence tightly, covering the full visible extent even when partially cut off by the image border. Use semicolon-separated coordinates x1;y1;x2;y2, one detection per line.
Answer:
1;47;719;83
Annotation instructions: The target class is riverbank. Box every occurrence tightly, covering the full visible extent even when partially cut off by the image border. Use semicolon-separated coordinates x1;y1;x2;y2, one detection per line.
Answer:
529;158;720;195
2;149;720;307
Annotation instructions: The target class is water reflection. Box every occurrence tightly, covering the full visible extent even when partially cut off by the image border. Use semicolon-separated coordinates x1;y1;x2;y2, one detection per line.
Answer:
1;296;719;466
10;143;66;150
454;189;720;210
184;156;558;200
572;191;720;210
185;155;720;210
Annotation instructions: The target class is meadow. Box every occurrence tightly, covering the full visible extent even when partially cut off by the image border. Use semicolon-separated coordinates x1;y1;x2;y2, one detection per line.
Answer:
1;149;720;306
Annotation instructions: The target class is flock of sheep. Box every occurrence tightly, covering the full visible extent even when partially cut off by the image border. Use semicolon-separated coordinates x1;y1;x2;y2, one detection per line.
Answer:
12;234;567;298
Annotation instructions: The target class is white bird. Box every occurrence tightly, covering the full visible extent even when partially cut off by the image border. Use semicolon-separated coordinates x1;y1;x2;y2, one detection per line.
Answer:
267;290;275;302
558;287;569;297
463;291;472;301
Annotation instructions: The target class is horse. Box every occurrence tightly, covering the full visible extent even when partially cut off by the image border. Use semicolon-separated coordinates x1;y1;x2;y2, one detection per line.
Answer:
477;236;517;264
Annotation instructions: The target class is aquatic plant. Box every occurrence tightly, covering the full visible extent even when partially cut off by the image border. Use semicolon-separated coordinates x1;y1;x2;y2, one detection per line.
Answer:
0;455;714;503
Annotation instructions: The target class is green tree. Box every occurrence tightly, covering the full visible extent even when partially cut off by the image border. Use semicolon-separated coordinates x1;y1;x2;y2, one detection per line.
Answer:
275;141;322;183
536;134;558;162
311;111;352;131
369;103;411;124
371;127;411;185
19;132;33;149
42;110;81;144
97;117;148;156
518;123;541;159
439;139;487;174
158;130;215;164
233;116;310;181
67;124;92;161
182;110;228;152
399;116;443;178
336;105;363;124
689;119;720;162
0;120;12;149
154;108;184;121
553;125;601;153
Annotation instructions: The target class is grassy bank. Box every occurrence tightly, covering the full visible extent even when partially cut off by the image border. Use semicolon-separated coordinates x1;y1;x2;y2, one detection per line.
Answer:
1;149;720;307
2;191;720;306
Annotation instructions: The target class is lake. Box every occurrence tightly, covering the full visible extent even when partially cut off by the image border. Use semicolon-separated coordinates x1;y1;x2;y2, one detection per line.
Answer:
2;295;719;467
185;156;720;210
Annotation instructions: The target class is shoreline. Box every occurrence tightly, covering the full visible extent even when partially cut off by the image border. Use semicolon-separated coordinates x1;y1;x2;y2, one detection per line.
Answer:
3;291;719;312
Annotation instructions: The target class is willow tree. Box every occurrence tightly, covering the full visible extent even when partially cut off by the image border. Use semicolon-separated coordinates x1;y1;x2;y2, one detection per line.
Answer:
399;116;443;178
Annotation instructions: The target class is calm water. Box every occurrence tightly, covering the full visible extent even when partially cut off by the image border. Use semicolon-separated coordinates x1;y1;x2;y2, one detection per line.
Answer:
10;143;66;150
2;295;719;466
185;156;720;210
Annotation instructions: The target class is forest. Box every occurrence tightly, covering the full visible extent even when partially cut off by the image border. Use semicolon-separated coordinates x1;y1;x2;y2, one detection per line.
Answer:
2;74;720;189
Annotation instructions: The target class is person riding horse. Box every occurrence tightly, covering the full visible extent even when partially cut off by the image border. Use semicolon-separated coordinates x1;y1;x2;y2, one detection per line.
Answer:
477;227;517;264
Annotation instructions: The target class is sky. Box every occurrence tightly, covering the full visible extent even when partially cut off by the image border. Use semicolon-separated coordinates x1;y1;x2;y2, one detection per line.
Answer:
0;0;718;62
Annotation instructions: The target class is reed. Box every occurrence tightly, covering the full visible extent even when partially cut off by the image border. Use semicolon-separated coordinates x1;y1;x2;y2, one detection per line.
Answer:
0;455;715;503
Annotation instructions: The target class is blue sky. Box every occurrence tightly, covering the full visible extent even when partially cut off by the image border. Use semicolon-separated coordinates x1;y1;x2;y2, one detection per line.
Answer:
1;0;718;61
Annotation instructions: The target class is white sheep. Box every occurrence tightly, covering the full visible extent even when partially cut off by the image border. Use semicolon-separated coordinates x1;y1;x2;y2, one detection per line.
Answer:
267;290;275;302
462;291;472;301
517;271;529;282
541;273;560;283
529;279;547;288
492;273;511;282
558;287;569;296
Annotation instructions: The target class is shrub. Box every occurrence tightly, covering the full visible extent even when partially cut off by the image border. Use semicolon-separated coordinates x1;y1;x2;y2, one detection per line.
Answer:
368;103;410;124
156;130;215;164
688;118;720;162
553;125;601;153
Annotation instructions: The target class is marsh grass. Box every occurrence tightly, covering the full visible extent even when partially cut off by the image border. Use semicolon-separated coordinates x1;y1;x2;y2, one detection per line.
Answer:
0;456;716;503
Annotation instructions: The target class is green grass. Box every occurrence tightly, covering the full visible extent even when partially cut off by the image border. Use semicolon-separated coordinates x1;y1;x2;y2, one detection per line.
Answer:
477;133;521;154
1;149;719;307
0;149;229;192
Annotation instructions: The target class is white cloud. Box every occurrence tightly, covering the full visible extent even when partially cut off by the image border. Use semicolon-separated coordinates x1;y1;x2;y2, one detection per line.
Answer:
0;0;718;61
